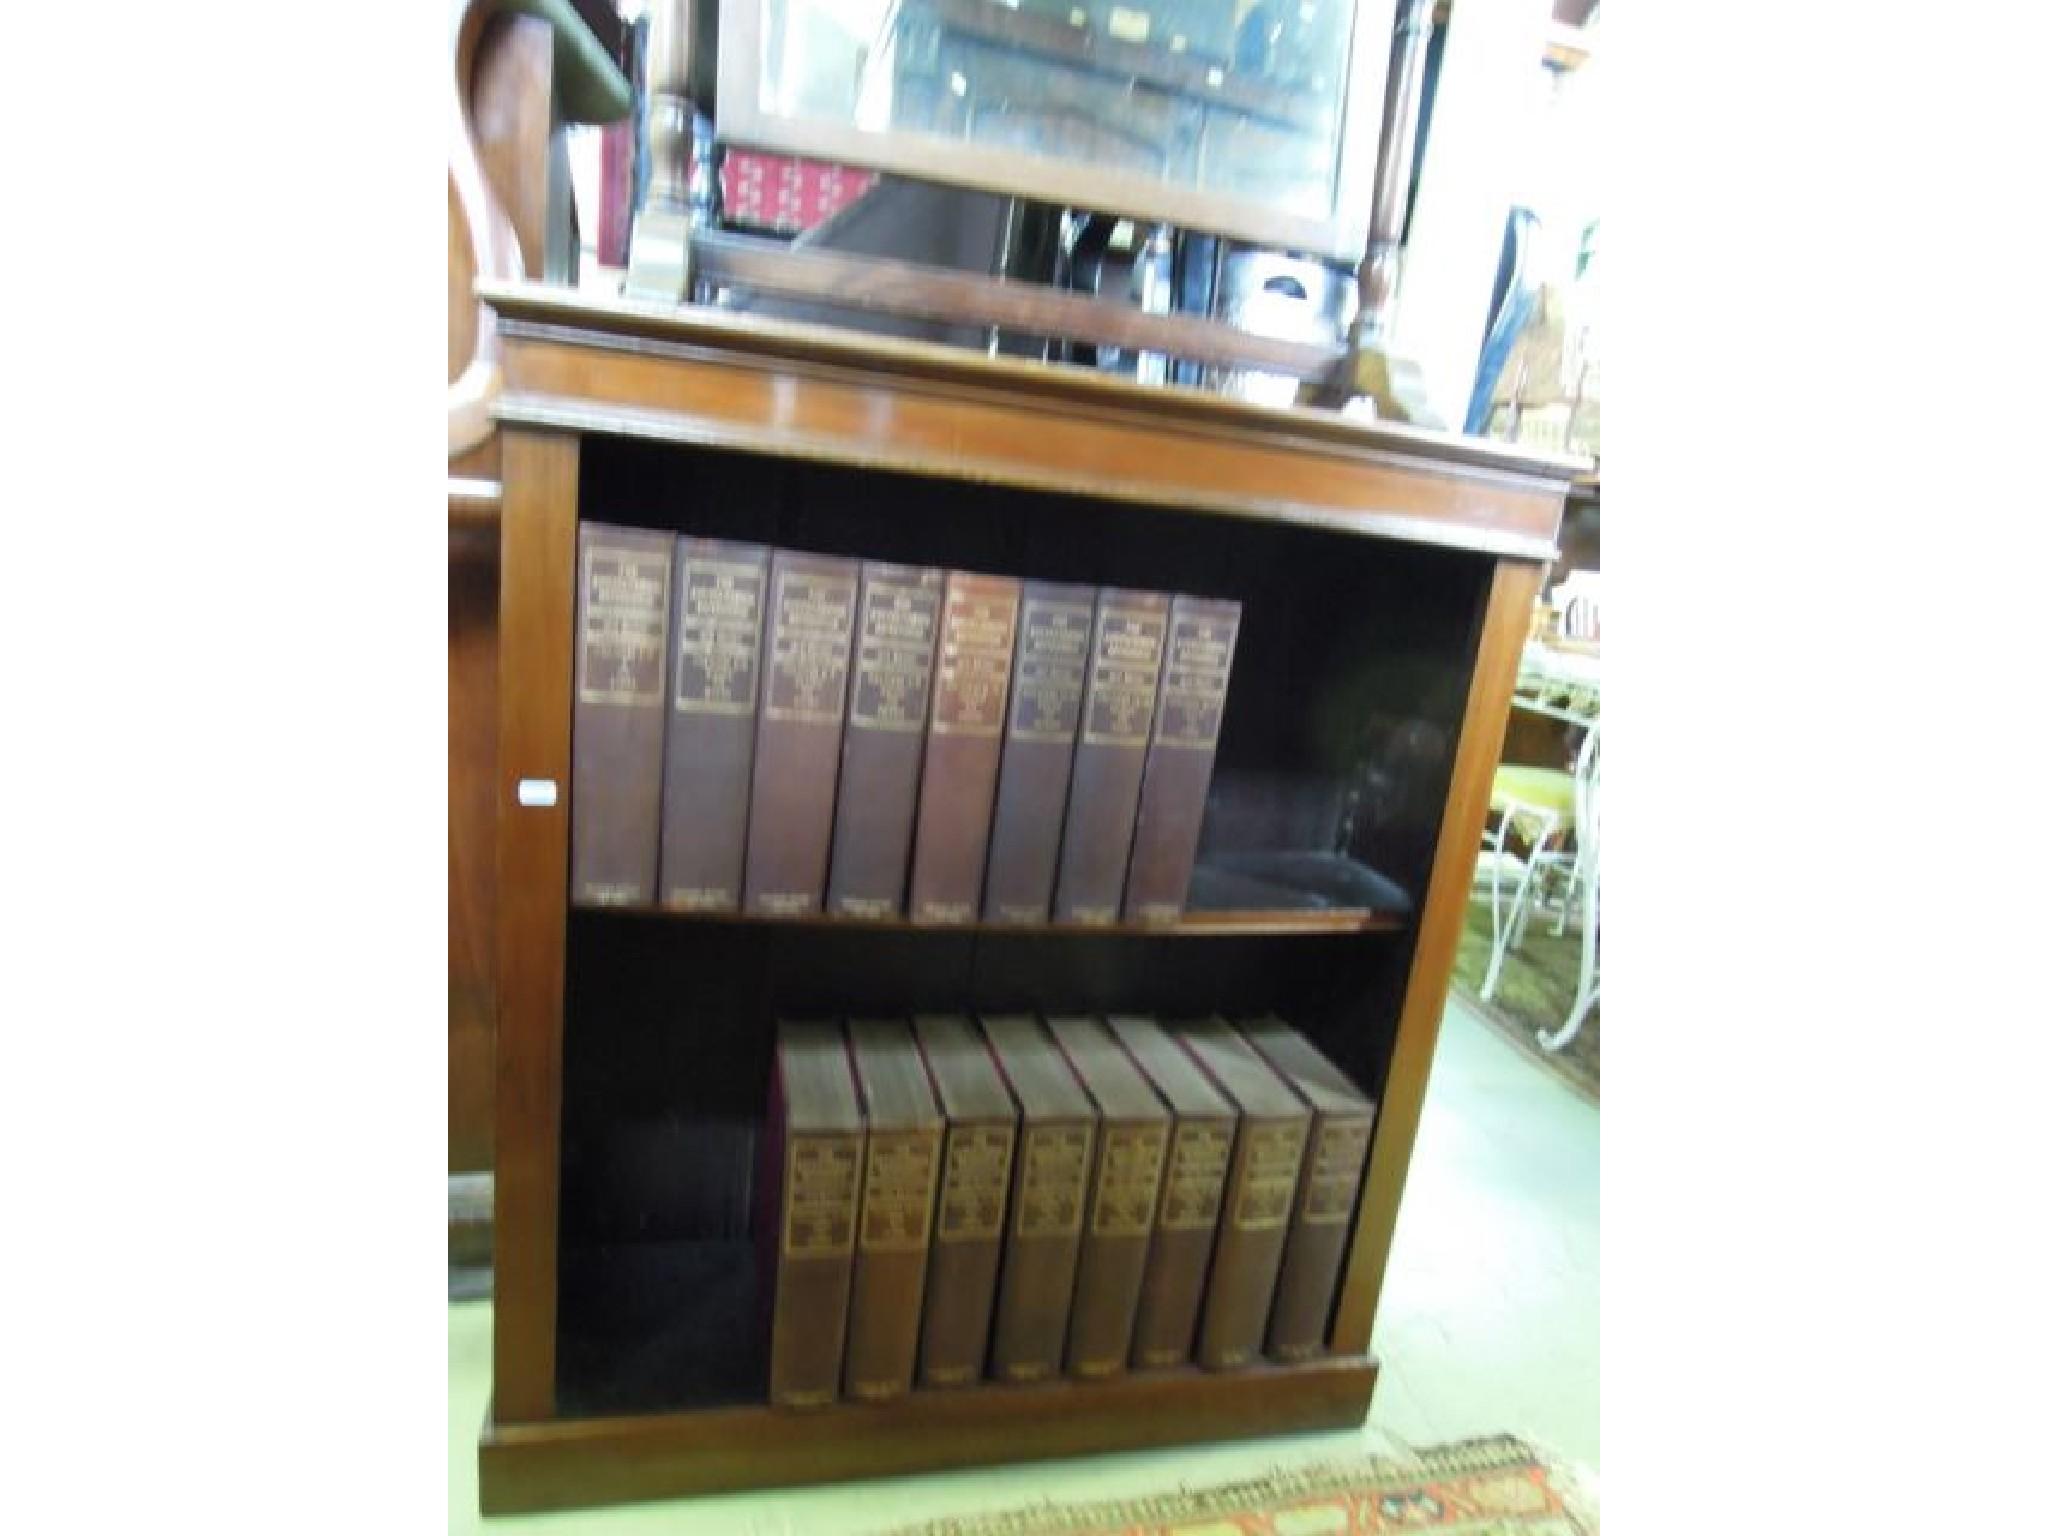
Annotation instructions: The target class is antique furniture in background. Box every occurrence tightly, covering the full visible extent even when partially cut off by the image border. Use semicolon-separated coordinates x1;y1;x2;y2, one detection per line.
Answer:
1475;616;1598;1050
719;0;1396;257
472;278;1583;1511
448;0;631;1207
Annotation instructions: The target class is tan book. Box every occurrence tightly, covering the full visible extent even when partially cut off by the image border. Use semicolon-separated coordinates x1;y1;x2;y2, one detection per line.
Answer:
826;563;945;916
743;550;859;915
1051;589;1171;924
1106;1015;1238;1370
908;572;1023;923
981;1015;1097;1383
1122;595;1242;923
1046;1017;1170;1380
763;1022;864;1409
1174;1018;1310;1371
659;538;769;911
1238;1017;1378;1360
842;1020;944;1401
912;1015;1019;1388
570;523;674;905
981;581;1096;923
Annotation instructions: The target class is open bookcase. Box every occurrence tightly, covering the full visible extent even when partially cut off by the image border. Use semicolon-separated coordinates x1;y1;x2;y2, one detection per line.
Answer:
476;281;1579;1513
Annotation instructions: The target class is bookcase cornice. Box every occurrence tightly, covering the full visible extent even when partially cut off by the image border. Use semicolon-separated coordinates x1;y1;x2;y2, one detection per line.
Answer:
483;283;1573;564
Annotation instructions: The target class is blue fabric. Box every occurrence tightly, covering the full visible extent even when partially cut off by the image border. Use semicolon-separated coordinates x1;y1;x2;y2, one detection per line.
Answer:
1464;206;1540;435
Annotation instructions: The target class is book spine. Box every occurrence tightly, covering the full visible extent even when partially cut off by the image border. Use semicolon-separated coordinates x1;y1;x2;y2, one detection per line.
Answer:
1065;1118;1170;1379
1123;597;1243;923
908;573;1022;923
917;1117;1017;1387
988;1119;1095;1382
981;582;1095;924
659;540;769;910
1195;1114;1308;1370
826;564;944;916
842;1123;943;1401
1129;1115;1235;1369
1051;590;1170;924
743;552;859;916
570;523;674;905
1265;1112;1375;1359
768;1128;865;1408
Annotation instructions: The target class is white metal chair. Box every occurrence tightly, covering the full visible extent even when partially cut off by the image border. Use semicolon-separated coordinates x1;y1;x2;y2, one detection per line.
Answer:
1475;793;1565;1003
1473;636;1600;1047
1536;723;1599;1051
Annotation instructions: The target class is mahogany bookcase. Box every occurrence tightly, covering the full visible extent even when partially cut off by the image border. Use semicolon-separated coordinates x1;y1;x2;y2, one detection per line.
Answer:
474;280;1580;1514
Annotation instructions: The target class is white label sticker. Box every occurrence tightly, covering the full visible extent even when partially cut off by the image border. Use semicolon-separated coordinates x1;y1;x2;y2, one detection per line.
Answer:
517;778;558;808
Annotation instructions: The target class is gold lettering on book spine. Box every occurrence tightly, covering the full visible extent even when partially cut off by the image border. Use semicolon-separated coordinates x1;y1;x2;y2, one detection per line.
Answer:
1090;1123;1169;1238
763;568;857;724
1080;605;1167;747
1008;599;1093;743
1153;608;1238;750
783;1134;862;1258
577;543;670;705
859;1130;941;1253
931;585;1020;738
1231;1121;1306;1231
1013;1123;1093;1238
1301;1116;1373;1225
1157;1119;1233;1230
937;1123;1016;1241
675;556;765;716
848;574;942;732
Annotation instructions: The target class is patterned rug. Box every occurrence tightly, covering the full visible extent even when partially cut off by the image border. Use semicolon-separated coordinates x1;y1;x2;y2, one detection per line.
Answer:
876;1435;1597;1535
1452;894;1599;1101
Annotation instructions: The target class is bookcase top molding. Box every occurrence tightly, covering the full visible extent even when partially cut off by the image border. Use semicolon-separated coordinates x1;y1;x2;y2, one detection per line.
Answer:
481;282;1578;563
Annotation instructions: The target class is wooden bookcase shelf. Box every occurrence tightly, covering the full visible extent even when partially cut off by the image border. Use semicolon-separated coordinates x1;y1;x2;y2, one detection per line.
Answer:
578;903;1408;937
476;281;1580;1515
573;853;1415;937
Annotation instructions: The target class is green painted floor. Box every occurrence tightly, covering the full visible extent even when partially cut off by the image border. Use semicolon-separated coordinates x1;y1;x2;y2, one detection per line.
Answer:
448;997;1598;1530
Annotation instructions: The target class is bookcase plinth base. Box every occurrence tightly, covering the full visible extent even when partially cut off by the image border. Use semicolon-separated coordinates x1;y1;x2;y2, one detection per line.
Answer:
479;1354;1379;1514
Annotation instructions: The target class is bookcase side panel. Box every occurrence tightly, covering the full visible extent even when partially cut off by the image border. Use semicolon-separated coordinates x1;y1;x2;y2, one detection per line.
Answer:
494;427;582;1422
1329;557;1544;1357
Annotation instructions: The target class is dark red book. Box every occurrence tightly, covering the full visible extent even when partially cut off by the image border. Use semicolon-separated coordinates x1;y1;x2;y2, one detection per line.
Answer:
1051;589;1171;924
1107;1014;1238;1370
1239;1016;1378;1361
743;550;860;916
1047;1016;1170;1380
982;1015;1097;1383
659;538;770;911
1174;1018;1310;1371
981;581;1096;924
826;563;945;916
760;1021;864;1409
842;1020;944;1402
907;572;1022;923
570;522;674;906
1122;595;1243;923
913;1015;1019;1388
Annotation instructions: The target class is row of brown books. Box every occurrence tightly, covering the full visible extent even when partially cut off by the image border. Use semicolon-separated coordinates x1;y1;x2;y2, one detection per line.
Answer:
569;525;1243;925
762;1014;1379;1408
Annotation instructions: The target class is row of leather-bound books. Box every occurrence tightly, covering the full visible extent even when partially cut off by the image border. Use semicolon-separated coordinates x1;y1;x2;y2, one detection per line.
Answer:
570;525;1242;925
763;1014;1378;1408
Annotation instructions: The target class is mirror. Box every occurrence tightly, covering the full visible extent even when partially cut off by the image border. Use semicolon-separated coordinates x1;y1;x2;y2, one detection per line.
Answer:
726;0;1393;255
